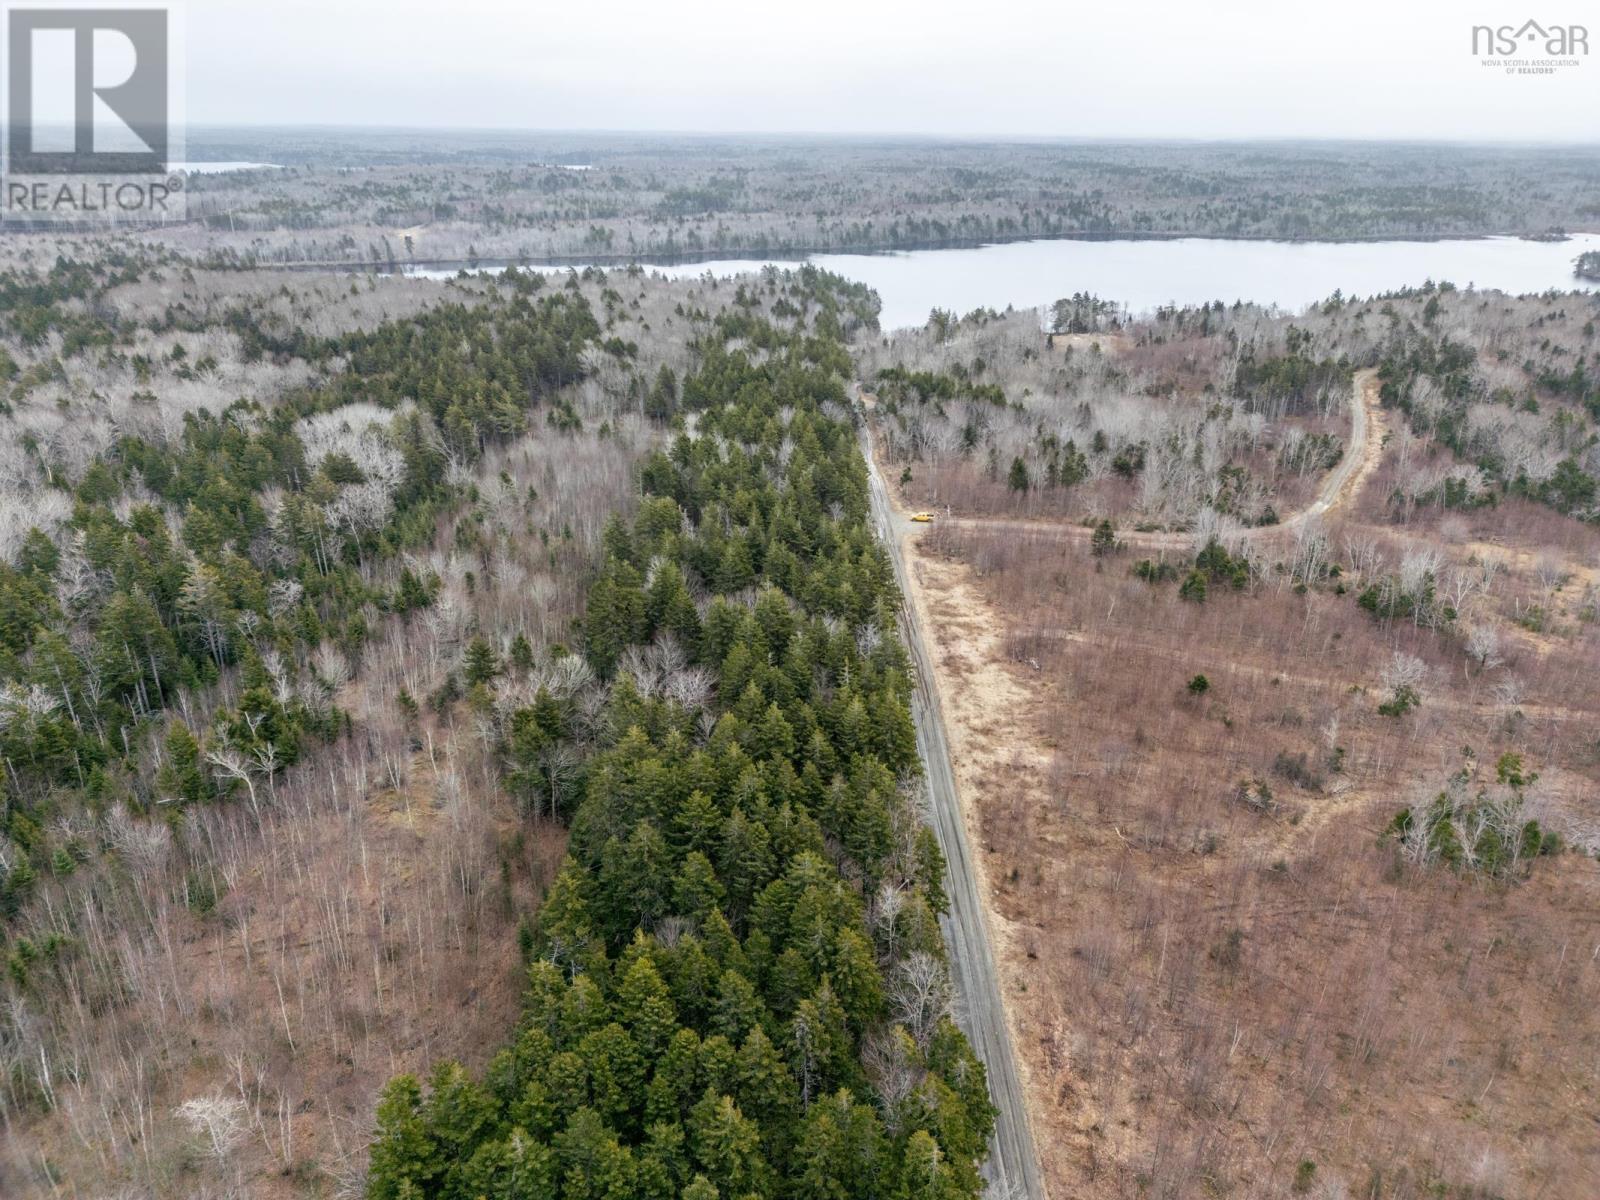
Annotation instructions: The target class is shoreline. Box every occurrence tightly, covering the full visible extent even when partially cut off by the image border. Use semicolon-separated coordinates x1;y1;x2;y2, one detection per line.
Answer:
190;226;1600;275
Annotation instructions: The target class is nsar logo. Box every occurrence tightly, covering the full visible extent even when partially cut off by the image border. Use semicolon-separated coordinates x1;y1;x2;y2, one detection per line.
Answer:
1471;19;1588;74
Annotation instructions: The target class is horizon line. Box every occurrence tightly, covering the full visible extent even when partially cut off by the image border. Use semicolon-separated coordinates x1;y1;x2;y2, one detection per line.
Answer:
181;124;1600;149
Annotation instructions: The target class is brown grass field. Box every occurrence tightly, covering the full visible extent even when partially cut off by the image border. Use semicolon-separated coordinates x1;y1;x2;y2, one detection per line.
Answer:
878;410;1600;1199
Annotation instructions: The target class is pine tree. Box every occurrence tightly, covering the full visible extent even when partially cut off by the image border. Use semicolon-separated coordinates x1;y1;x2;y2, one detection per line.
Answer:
688;1093;765;1198
156;721;211;807
422;1062;497;1182
1091;519;1116;556
367;1076;439;1200
830;926;885;1029
464;636;500;686
645;365;679;422
1007;456;1030;494
508;631;535;671
617;953;679;1059
673;851;726;922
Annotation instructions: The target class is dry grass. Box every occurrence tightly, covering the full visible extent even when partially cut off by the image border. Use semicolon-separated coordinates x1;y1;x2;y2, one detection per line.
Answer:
898;501;1600;1199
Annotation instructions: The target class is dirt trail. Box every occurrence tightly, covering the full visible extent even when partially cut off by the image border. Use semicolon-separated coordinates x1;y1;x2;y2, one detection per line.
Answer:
1287;367;1385;528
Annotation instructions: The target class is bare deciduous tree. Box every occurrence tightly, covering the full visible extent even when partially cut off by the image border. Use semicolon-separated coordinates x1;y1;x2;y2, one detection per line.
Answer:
889;951;953;1048
1464;625;1503;674
175;1094;248;1159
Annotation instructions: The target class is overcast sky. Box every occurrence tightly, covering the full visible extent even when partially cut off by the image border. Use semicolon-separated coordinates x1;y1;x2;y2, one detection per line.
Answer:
185;0;1600;140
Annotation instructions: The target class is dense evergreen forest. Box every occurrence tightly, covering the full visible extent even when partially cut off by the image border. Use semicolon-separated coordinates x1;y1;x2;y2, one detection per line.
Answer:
364;275;996;1199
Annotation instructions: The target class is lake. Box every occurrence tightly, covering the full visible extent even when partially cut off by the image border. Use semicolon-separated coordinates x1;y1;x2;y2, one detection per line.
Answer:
409;232;1600;331
170;161;284;174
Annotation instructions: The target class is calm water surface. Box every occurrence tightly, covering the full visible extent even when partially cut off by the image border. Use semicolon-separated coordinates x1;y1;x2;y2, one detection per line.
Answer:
170;161;283;173
411;233;1600;331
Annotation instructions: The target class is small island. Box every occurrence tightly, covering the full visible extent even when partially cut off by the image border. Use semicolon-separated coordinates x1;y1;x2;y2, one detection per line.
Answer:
1577;250;1600;281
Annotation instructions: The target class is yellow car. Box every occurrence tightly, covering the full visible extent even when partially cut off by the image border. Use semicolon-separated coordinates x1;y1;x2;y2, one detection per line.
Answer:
910;511;935;523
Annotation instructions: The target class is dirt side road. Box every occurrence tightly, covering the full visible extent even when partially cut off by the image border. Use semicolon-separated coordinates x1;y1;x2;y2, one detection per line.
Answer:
1284;367;1384;528
862;427;1048;1200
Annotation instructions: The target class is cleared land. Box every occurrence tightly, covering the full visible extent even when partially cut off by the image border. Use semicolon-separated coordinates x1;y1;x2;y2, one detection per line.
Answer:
867;330;1600;1200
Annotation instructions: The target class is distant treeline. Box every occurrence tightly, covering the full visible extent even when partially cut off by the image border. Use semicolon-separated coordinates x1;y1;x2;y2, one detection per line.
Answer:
174;137;1600;265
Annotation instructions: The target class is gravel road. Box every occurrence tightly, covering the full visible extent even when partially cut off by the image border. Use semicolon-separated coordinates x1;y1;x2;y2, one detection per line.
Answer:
861;423;1047;1200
